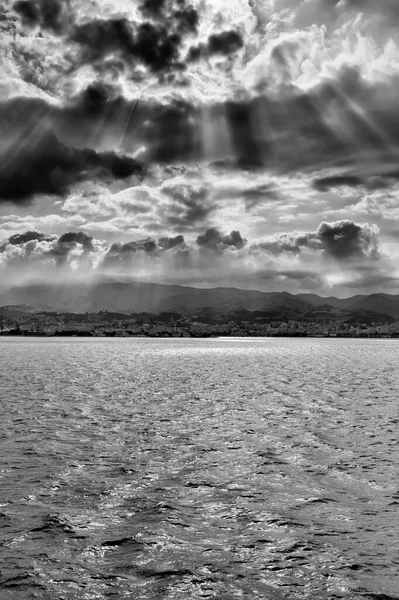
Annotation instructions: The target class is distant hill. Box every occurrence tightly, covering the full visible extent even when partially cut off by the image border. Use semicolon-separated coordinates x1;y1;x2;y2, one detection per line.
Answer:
0;281;311;315
0;280;398;319
0;305;39;318
297;293;399;317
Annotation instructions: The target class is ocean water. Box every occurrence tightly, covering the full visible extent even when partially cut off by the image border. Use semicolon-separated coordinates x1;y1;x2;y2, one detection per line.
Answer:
0;337;398;600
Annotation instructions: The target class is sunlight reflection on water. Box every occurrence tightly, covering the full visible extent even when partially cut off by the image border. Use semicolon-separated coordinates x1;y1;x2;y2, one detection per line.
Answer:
0;337;398;600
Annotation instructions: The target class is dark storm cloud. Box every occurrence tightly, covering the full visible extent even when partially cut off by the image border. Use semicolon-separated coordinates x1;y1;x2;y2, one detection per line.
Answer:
102;238;159;267
208;30;243;56
196;228;247;252
0;230;187;268
70;18;183;73
253;221;380;262
242;184;281;209
70;82;129;119
13;0;199;76
140;0;199;34
0;76;379;179
140;0;168;17
0;230;55;254
5;59;399;178
0;229;101;267
158;234;185;250
188;30;244;61
11;0;399;177
109;239;158;256
6;231;53;246
313;175;365;191
0;92;199;201
161;185;214;230
0;130;144;203
57;231;95;251
222;62;399;168
223;98;269;167
47;231;96;263
100;232;190;268
70;18;135;62
69;0;200;75
13;0;70;34
317;221;379;260
1;4;19;37
313;170;399;192
12;0;245;85
130;23;182;72
139;100;200;163
234;65;399;171
58;88;200;162
173;5;198;34
226;65;399;171
103;233;188;265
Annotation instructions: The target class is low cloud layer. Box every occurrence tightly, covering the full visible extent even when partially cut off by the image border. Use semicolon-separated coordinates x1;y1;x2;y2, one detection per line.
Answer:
0;220;391;296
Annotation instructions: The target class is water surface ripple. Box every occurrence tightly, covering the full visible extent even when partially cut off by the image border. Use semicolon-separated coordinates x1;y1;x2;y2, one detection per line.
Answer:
0;337;398;599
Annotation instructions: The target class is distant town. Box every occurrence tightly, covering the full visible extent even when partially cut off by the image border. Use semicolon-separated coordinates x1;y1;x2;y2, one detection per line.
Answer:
1;306;399;338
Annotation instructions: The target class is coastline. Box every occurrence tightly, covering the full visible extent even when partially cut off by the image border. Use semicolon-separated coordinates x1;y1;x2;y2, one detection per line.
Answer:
1;331;398;339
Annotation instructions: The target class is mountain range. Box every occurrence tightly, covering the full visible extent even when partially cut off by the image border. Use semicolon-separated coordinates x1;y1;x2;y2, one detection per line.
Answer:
1;279;399;318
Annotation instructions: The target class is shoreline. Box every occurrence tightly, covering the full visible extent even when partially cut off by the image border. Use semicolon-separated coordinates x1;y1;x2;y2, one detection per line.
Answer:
1;332;398;339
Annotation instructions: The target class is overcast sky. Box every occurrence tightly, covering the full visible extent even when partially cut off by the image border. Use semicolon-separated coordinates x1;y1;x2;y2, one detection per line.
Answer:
1;0;399;296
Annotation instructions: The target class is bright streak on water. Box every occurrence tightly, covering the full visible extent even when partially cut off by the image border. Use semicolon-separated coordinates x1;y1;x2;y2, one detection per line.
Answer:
0;337;398;600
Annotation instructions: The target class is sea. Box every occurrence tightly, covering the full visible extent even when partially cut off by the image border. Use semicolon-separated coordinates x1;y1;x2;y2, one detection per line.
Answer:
0;337;398;600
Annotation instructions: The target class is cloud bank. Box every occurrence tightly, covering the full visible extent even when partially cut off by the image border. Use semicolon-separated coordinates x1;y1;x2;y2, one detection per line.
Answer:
0;220;392;297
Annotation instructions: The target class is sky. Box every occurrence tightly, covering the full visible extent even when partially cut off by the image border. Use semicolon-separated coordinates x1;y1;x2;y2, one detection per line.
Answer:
1;0;399;296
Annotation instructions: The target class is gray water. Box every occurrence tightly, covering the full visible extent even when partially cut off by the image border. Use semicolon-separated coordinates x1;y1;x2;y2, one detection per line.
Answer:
0;337;398;600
